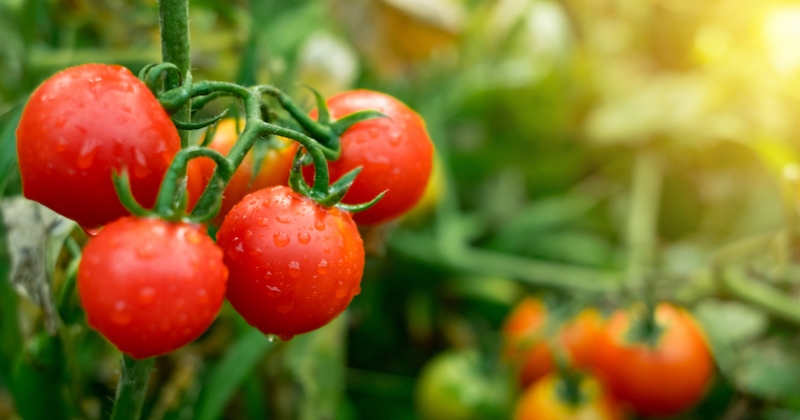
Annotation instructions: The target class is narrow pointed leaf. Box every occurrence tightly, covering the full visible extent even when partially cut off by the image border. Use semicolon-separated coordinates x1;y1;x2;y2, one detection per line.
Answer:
331;110;388;136
336;190;387;213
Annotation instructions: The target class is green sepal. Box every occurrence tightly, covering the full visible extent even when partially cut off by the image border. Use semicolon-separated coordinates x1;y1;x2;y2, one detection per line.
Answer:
335;190;386;213
305;85;331;124
331;110;388;136
112;169;151;217
316;167;362;207
172;108;229;130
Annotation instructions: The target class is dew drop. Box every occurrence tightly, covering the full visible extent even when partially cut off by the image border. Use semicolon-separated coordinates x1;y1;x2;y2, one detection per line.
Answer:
389;131;401;146
368;127;379;139
178;313;188;325
264;271;273;280
298;232;311;244
314;220;326;231
277;332;295;341
276;297;295;314
132;148;150;178
136;242;156;259
176;299;185;307
82;226;102;237
77;140;99;169
276;215;290;223
317;259;328;274
288;261;301;278
265;285;281;298
257;217;269;226
139;287;156;304
335;285;348;299
197;289;209;304
110;301;132;325
273;232;290;247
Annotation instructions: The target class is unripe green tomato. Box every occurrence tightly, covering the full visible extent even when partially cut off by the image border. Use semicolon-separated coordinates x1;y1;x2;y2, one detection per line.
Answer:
415;350;510;420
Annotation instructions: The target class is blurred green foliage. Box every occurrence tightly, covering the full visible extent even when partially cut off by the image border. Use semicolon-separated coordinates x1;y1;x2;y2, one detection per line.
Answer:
5;0;800;419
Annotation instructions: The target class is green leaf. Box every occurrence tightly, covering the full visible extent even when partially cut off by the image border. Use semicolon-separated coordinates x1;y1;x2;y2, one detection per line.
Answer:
194;327;275;420
736;338;800;402
0;105;23;197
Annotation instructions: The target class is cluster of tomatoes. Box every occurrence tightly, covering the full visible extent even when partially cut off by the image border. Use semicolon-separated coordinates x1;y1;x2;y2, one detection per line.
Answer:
15;63;433;358
503;298;714;419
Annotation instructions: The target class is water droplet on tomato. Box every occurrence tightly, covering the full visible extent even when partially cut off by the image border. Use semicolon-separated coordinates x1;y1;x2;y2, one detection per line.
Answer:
389;131;401;146
298;232;311;244
248;247;263;256
277;332;295;341
110;301;132;325
324;247;330;254
139;287;156;304
287;261;301;278
77;140;99;169
264;271;273;280
82;226;102;237
276;215;290;223
245;229;253;239
136;242;156;259
276;295;295;314
257;217;269;226
197;289;209;304
317;259;328;274
314;220;326;231
176;299;185;307
273;232;290;247
354;285;362;295
368;128;379;139
178;313;188;325
132;148;151;178
335;285;348;299
265;285;281;298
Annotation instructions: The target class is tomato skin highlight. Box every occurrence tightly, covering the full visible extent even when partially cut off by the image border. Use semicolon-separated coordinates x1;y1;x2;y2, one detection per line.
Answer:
16;64;201;228
77;217;228;359
303;90;434;225
217;185;365;340
514;374;624;420
593;303;713;417
194;118;298;225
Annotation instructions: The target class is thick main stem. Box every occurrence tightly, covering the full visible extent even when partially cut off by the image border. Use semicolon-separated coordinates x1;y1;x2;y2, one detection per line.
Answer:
159;0;192;148
110;356;155;420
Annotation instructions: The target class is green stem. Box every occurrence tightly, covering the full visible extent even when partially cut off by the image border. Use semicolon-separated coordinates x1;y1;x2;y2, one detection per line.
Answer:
625;148;664;292
159;0;192;148
110;355;155;420
721;266;800;325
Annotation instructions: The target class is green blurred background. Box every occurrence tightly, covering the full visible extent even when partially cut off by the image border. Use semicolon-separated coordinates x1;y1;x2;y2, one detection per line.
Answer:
4;0;800;419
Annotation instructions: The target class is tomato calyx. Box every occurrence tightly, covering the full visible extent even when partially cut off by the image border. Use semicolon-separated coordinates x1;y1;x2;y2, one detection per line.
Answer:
622;301;665;348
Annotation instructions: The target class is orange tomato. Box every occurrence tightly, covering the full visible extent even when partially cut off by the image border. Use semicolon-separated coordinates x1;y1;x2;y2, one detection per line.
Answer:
592;303;713;417
193;119;298;226
503;299;606;387
502;298;555;387
514;374;624;420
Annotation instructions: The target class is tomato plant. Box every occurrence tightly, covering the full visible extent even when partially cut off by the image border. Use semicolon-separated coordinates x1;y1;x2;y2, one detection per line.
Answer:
560;308;605;371
16;64;202;229
193;118;298;225
303;90;434;225
216;185;365;340
592;303;714;417
514;374;624;420
77;217;228;359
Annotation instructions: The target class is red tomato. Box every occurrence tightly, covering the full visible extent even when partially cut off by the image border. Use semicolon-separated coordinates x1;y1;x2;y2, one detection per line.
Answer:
216;185;365;340
514;374;624;420
593;303;713;417
303;90;434;225
16;64;202;228
502;298;555;387
193;118;298;225
77;217;227;359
